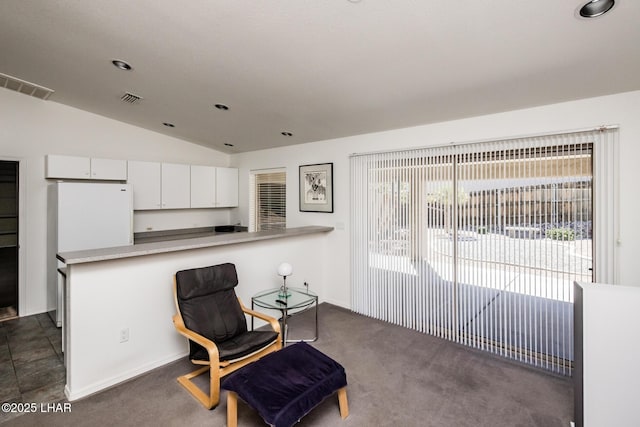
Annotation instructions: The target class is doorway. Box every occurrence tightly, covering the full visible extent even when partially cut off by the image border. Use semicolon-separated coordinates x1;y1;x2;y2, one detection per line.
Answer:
0;160;18;321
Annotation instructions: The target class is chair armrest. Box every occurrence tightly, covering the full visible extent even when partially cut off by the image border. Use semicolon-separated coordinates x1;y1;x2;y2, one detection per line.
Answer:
238;299;282;335
172;314;221;362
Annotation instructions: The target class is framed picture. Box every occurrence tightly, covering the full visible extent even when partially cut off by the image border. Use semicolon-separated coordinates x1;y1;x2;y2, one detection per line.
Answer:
299;163;333;213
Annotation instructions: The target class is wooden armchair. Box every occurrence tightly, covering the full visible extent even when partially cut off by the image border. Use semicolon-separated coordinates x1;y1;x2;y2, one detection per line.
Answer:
172;263;281;409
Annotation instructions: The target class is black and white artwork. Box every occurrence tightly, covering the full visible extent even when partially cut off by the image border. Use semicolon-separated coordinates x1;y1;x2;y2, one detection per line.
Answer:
299;163;333;213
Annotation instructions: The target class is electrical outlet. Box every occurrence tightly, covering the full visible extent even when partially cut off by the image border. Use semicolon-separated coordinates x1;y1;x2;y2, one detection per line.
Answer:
119;328;129;343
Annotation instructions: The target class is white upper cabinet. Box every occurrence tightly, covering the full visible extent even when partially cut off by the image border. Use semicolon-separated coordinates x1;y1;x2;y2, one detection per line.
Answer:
191;166;238;208
90;158;128;180
161;163;190;209
216;167;238;207
46;155;127;180
46;155;90;179
127;161;161;210
190;165;216;208
128;162;190;210
49;155;238;210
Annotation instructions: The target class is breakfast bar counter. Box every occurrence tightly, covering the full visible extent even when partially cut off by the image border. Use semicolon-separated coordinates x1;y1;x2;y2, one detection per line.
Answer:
58;225;333;401
58;225;333;264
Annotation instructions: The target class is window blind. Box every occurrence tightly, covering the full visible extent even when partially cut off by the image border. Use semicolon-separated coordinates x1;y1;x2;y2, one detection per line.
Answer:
350;127;618;374
250;169;286;232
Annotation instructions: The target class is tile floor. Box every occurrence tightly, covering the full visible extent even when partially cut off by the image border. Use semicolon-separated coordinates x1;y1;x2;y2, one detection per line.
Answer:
0;313;65;423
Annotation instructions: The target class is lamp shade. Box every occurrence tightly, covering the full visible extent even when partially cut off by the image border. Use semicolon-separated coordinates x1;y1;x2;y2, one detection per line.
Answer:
277;262;293;277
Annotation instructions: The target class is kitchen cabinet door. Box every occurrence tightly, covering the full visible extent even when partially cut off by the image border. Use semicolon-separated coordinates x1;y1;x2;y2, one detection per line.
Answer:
190;165;216;208
161;163;190;209
216;167;238;207
46;155;91;179
90;158;127;180
127;161;161;210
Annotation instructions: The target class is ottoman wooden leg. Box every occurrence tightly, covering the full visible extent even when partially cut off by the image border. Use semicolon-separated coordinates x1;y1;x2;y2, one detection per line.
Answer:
227;391;238;427
337;387;349;419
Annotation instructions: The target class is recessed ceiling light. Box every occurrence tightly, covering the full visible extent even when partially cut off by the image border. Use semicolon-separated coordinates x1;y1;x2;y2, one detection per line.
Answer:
214;104;229;111
162;122;175;127
578;0;615;18
281;131;293;137
112;59;133;71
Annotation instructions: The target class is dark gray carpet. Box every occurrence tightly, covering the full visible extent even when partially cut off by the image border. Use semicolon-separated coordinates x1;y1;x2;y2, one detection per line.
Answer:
3;303;573;427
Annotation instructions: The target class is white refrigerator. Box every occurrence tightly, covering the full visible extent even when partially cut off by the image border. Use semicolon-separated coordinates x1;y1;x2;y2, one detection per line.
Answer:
48;182;133;326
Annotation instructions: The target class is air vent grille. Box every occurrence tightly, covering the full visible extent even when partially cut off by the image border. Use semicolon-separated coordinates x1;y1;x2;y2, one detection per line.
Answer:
0;72;54;100
120;92;142;104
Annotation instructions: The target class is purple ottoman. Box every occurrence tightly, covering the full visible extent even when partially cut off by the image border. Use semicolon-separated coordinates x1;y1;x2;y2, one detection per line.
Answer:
221;342;348;427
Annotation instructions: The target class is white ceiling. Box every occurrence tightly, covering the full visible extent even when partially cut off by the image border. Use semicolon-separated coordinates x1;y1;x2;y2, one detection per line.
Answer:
1;1;638;154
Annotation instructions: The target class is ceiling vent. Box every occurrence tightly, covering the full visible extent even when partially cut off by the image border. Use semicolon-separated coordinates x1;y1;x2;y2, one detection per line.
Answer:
120;92;143;104
0;72;54;100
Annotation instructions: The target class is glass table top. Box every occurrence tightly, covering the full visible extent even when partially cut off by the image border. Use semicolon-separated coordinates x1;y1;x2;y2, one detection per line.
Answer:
252;286;317;310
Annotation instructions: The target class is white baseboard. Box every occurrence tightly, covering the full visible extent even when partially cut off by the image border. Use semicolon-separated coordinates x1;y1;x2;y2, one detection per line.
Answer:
64;351;187;401
321;298;350;310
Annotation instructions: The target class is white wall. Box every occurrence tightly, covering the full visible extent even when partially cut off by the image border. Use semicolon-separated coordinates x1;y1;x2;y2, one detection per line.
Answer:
231;90;640;309
0;88;230;316
65;232;328;400
577;281;640;427
4;86;639;316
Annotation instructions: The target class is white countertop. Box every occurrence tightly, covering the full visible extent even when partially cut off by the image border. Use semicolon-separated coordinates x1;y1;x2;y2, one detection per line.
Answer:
57;225;334;265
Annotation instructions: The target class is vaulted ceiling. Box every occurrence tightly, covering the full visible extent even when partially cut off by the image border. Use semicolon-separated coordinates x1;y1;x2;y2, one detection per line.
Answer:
1;1;638;153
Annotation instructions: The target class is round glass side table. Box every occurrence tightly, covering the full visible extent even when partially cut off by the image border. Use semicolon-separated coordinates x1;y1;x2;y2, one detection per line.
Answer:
251;286;318;345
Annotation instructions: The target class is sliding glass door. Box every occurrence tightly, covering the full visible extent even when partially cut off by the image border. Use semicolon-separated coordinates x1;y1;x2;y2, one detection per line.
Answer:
351;129;617;375
452;145;592;372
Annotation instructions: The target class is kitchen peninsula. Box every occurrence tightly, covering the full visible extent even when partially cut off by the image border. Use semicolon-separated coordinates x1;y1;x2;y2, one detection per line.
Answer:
57;226;333;401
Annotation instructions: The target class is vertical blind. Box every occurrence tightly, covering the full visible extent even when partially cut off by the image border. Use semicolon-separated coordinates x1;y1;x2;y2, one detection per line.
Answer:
350;127;618;374
249;169;286;232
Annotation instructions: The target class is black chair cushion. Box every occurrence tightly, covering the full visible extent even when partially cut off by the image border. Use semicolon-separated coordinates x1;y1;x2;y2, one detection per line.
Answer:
175;263;251;360
176;262;239;299
191;330;279;362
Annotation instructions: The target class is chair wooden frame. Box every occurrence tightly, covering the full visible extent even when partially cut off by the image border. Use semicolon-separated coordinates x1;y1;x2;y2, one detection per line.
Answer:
172;279;282;409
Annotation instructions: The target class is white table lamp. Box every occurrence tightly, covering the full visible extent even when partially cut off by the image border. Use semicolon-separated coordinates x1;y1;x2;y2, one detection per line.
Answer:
278;262;293;297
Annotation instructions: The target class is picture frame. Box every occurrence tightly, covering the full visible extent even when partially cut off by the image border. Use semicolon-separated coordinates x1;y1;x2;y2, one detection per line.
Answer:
299;163;333;213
